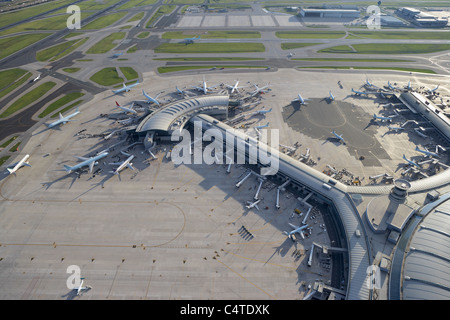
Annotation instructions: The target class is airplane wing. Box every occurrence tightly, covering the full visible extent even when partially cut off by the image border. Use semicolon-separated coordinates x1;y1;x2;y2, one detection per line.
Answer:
88;161;95;173
126;163;135;170
254;204;259;211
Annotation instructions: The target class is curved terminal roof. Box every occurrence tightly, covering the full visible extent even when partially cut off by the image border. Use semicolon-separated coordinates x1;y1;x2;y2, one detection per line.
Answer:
136;95;229;133
401;194;450;300
191;114;372;300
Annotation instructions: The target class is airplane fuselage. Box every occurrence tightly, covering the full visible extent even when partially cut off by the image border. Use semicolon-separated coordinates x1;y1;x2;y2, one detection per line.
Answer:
64;152;109;173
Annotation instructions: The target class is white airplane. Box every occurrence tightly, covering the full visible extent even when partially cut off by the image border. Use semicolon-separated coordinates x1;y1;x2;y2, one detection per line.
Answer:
114;101;137;114
76;278;91;296
5;154;31;175
415;146;440;158
192;76;219;94
250;83;271;96
184;35;200;43
427;84;439;94
328;90;335;101
351;88;370;96
332;130;346;144
46;107;80;128
255;122;269;129
284;223;308;240
403;154;421;168
175;86;192;96
253;108;272;115
373;113;395;122
33;74;41;82
109;154;135;176
63;152;109;174
387;81;397;90
224;80;247;94
245;199;261;210
112;81;139;94
141;90;161;105
387;125;404;132
292;93;310;105
405;81;412;90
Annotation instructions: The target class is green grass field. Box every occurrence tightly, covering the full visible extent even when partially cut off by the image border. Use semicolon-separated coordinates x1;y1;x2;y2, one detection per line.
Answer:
0;11;95;36
154;57;265;61
154;43;265;53
50;100;83;118
320;43;450;54
128;12;145;22
36;38;88;62
293;58;413;62
86;32;125;54
0;136;18;149
298;66;436;74
119;67;139;80
0;81;56;118
276;31;346;39
281;43;321;50
62;68;81;73
90;68;123;86
347;30;450;40
157;65;267;73
0;33;51;60
83;12;127;29
38;92;85;118
0;0;74;29
136;31;150;39
126;45;138;53
162;31;261;39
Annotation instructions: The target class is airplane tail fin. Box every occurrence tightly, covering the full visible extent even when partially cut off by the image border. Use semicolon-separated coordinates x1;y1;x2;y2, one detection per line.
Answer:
63;165;72;172
269;108;272;112
6;168;15;175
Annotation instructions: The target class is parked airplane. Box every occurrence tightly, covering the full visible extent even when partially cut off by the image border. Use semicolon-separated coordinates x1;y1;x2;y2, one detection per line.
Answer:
245;199;261;210
114;101;137;114
427;84;439;94
415;146;440;158
255;122;269;129
250;83;271;96
63;152;109;174
184;35;200;44
403;154;421;168
284;223;308;240
351;88;370;96
292;93;310;105
109;154;135;176
112;81;139;94
46;107;80;128
224;80;247;94
112;52;124;58
141;90;161;105
33;74;41;82
253;108;272;115
387;125;404;132
387;81;397;90
331;130;346;144
373;113;395;122
193;76;219;94
328;90;335;101
77;278;91;296
405;81;412;90
5;154;31;175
